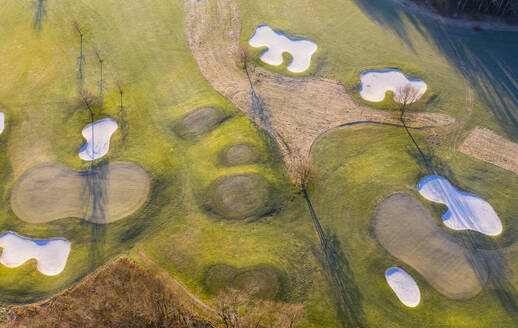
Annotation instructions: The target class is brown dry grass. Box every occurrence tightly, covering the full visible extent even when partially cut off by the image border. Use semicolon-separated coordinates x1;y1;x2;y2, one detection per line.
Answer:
183;0;455;181
5;258;213;328
459;127;518;174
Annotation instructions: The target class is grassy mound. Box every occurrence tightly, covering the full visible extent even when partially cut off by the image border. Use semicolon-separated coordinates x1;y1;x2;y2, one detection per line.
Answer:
373;193;487;299
206;173;273;219
220;143;259;166
173;106;227;138
11;162;150;224
204;263;280;300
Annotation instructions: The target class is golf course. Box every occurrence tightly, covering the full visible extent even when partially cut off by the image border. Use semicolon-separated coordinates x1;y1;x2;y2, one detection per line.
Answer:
0;0;517;327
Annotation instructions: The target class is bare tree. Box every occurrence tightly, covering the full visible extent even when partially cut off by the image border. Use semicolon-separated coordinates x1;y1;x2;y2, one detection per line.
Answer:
95;49;104;99
73;21;86;84
286;154;314;192
395;84;422;123
214;288;306;328
79;89;100;124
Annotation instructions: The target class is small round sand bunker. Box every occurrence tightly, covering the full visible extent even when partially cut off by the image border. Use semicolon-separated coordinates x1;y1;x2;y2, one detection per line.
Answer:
207;174;272;219
373;193;487;299
11;162;150;224
173;106;227;138
221;144;259;166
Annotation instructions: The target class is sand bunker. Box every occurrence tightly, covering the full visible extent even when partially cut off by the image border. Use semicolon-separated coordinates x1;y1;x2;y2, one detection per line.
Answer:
173;106;227;138
204;264;280;299
360;70;427;103
207;174;272;219
11;162;150;224
418;175;502;236
248;25;317;73
0;232;70;276
385;267;421;307
221;144;258;166
0;111;4;135
374;193;487;299
79;118;118;161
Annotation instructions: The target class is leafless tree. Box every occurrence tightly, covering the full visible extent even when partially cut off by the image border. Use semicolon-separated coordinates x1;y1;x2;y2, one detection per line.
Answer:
395;84;422;123
79;89;100;124
74;21;86;84
95;49;104;99
286;154;314;192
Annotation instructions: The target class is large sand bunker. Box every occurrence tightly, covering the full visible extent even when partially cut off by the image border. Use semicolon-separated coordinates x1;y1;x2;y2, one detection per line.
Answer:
207;174;272;219
248;25;317;73
79;118;118;161
459;127;518;174
0;232;70;276
0;111;4;135
360;70;427;103
373;193;487;299
183;0;454;180
11;162;150;224
385;267;421;307
173;106;227;138
418;175;502;236
204;263;280;299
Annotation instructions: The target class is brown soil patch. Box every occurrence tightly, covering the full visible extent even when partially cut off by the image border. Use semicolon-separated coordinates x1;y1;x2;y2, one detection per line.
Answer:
207;173;272;219
11;161;150;224
173;106;227;138
459;127;518;174
221;143;258;166
373;193;487;299
6;258;213;328
184;0;454;180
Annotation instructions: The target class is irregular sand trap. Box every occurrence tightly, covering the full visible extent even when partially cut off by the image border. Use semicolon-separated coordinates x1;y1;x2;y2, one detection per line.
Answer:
184;0;453;181
79;118;118;161
374;193;487;299
248;25;317;73
385;267;421;307
0;232;70;276
173;106;227;137
418;175;502;236
459;127;518;174
360;70;427;103
11;162;150;224
208;174;271;219
0;111;4;135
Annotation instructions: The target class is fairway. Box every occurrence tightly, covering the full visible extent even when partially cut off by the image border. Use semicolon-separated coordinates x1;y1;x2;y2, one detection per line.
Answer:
0;0;517;327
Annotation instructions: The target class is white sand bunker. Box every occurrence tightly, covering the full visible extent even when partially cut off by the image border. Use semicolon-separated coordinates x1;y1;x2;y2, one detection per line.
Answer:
360;70;427;103
0;111;4;135
79;118;118;161
385;267;421;307
0;232;71;276
248;25;317;73
418;175;502;236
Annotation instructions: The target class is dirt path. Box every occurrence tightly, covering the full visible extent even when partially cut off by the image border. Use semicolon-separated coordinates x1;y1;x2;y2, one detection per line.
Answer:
184;0;454;180
134;247;219;317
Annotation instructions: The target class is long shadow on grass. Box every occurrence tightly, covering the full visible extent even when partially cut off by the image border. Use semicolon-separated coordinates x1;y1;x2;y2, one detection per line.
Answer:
303;190;366;328
80;160;109;270
350;0;518;139
32;0;46;33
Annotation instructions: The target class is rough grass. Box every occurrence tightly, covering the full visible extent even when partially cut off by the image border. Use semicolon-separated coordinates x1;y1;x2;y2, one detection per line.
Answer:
7;258;213;328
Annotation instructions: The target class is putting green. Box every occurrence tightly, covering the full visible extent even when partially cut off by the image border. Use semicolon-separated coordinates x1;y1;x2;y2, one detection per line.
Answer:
373;193;487;299
11;162;150;224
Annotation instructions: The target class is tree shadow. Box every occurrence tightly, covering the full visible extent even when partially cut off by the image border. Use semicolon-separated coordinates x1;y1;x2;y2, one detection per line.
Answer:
32;0;46;33
350;0;518;139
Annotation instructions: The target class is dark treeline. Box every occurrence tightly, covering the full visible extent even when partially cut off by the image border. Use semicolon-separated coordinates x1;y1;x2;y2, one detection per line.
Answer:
430;0;518;19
